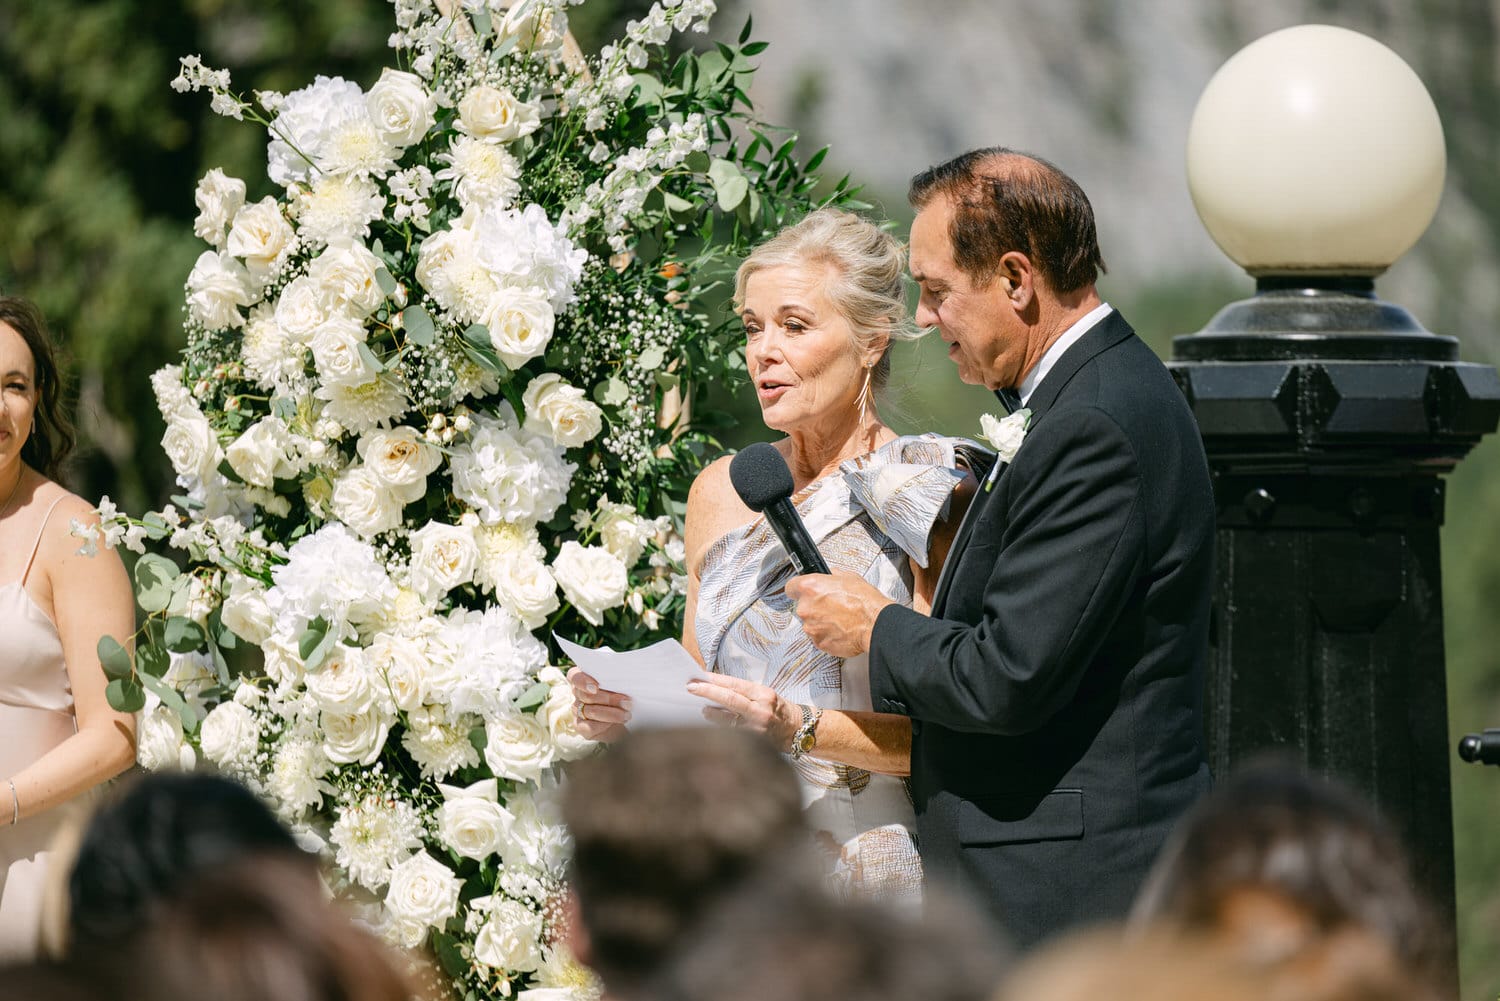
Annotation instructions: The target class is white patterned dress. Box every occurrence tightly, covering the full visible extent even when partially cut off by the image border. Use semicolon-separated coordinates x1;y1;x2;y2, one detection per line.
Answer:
695;434;969;902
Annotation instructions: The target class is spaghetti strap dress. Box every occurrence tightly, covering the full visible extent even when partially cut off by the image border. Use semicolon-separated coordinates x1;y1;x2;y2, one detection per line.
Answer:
0;496;77;959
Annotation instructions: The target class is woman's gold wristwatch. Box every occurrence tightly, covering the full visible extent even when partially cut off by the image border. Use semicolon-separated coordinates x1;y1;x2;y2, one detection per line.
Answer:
789;704;822;760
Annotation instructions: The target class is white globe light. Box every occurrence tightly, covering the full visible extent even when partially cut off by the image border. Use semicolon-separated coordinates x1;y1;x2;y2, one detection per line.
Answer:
1186;24;1445;277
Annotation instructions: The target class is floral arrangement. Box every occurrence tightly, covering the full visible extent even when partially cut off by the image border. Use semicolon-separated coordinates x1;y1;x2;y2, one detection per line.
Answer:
80;1;854;996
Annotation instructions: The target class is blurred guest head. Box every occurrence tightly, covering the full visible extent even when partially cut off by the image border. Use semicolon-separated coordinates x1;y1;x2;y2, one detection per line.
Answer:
996;930;1265;1001
0;960;107;1001
651;870;1008;1001
1130;758;1446;988
80;855;412;1001
66;772;315;951
561;726;810;999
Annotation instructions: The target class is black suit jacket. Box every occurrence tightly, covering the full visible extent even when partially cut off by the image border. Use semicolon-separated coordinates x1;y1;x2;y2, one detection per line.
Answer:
869;310;1214;949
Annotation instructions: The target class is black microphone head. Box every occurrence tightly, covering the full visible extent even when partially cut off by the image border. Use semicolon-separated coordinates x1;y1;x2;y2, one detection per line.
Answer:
729;442;794;513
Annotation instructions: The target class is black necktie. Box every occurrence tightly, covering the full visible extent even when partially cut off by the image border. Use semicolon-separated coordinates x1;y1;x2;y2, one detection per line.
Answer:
995;387;1023;415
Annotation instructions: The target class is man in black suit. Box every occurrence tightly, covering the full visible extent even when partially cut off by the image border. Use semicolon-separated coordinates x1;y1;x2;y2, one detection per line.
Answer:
786;147;1214;949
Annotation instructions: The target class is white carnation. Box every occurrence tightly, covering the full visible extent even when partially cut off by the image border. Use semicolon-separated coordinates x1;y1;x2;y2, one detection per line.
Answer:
330;793;425;890
407;520;480;600
186;250;252;330
199;700;260;770
365;67;436;147
522;373;603;448
314;376;409;435
552;542;628;626
436;135;521;210
193;168;247;247
267;76;398;186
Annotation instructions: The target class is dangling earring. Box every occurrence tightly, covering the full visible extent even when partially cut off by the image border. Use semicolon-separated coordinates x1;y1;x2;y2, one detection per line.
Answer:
855;364;874;426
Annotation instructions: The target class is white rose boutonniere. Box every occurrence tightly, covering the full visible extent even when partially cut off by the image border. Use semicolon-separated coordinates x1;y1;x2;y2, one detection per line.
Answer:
979;408;1032;492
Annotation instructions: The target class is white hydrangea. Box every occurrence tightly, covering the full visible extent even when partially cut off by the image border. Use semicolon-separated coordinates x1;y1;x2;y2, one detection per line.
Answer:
437;605;547;716
436;135;522;210
416;203;587;324
449;408;574;527
267;75;399;186
267;523;398;637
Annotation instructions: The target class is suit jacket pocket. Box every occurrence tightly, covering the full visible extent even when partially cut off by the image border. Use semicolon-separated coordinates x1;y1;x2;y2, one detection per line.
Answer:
958;789;1084;846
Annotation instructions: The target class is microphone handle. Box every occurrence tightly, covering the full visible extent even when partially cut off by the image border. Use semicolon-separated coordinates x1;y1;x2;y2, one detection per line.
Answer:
1459;729;1500;766
764;497;831;575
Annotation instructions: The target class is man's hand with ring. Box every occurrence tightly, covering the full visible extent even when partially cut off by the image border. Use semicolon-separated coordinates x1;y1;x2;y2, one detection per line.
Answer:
567;667;632;743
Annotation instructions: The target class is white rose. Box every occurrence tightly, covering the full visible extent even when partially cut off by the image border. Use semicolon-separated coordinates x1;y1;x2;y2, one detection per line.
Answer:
221;575;275;645
365;68;435;148
497;3;568;52
137;705;195;771
310;315;379;388
483;710;555;784
487;552;558;630
226;196;296;285
435;779;508;860
305;644;374;713
162;412;221;481
199;700;259;770
193;168;246;247
261;631;305;691
472;897;545;972
367;633;429;712
482;290;555;369
384;852;462;946
538;667;594;761
320;706;391;765
275;276;331;344
225;417;298;489
595;501;650;568
521;374;603;449
307;240;385;318
357;426;441;503
457;85;541;143
552;542;628;627
408;521;480;600
980;408;1031;464
186;250;252;330
331;466;404;539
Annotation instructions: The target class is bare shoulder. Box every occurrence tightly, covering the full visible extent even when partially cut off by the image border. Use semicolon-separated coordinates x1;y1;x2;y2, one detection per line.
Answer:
37;487;117;572
685;455;755;574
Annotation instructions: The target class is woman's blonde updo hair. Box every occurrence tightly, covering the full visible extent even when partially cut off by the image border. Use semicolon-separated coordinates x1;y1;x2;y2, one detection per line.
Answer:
733;208;921;390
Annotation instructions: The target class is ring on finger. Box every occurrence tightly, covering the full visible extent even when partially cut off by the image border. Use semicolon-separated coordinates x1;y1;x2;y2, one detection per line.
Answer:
575;703;588;721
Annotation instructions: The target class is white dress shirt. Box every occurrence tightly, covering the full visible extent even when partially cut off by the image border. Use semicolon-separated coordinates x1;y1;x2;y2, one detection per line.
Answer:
1018;302;1114;405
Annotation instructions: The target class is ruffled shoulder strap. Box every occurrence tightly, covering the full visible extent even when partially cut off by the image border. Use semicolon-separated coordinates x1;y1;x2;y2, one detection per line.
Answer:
840;434;968;569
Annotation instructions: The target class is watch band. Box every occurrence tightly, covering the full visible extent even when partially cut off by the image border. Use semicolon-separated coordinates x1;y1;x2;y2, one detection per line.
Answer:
789;704;822;760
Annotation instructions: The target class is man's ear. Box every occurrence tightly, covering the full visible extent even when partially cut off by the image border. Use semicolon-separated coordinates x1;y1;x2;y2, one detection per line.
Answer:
996;251;1035;308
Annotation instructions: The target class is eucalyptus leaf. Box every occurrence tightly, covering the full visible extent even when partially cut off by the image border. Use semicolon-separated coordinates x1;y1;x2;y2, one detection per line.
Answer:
374;267;399;296
164;616;206;653
140;672;198;734
513;681;551;711
356;339;387;374
134;554;182;613
137;642;170;678
638;346;666;371
97;635;133;681
106;678;146;714
594;376;630;407
402;305;436;347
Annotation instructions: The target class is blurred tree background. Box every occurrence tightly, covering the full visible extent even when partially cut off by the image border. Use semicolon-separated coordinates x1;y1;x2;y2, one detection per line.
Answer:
2;0;1498;994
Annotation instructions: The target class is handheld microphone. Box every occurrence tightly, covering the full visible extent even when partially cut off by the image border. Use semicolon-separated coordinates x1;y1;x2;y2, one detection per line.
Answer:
1459;729;1500;766
729;442;830;575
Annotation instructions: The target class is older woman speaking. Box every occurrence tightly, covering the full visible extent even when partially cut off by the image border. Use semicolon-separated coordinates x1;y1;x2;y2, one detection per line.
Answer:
570;209;979;900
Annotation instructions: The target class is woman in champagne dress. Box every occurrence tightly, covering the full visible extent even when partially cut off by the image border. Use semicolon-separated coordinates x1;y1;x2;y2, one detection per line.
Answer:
570;210;980;901
0;297;136;958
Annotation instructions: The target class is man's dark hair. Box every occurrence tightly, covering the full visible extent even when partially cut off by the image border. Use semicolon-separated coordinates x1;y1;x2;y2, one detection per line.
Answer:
561;726;810;999
908;147;1106;294
67;773;315;950
1132;757;1447;985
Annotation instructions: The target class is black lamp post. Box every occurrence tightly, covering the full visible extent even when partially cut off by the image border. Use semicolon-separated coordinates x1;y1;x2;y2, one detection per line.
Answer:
1167;25;1500;956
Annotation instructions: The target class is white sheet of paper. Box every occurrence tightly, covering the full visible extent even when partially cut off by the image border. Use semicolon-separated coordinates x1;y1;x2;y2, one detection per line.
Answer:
555;634;714;728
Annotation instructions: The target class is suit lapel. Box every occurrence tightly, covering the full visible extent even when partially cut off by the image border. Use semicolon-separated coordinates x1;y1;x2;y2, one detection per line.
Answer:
929;311;1138;615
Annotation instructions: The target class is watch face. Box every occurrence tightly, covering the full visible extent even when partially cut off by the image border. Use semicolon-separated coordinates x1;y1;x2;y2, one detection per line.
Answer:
795;733;815;753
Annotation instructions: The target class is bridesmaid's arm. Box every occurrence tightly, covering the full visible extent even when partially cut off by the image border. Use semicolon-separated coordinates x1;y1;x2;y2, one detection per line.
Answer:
5;500;136;825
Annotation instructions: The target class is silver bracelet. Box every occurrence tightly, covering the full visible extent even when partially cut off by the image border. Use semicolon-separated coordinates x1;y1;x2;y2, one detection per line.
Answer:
8;780;17;826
